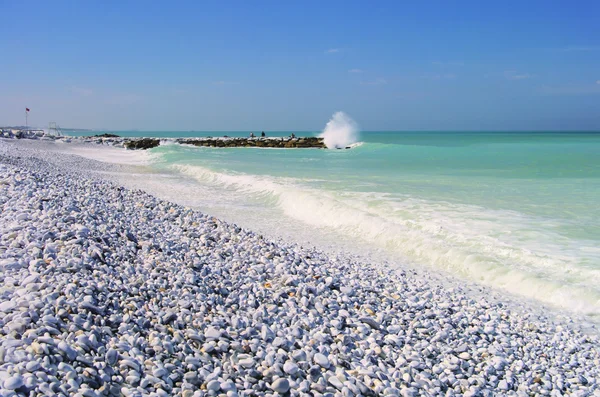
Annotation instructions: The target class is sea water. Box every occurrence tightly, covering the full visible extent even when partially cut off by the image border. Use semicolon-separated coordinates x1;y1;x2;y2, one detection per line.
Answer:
76;128;600;315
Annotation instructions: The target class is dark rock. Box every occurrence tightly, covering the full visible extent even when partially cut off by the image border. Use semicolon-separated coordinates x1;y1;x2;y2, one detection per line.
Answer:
175;137;327;149
92;133;120;138
124;138;160;150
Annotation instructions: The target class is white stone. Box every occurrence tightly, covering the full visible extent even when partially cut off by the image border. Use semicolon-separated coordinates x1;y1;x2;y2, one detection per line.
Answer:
271;378;290;394
314;353;330;368
283;361;299;375
205;327;222;339
0;301;16;313
3;375;24;390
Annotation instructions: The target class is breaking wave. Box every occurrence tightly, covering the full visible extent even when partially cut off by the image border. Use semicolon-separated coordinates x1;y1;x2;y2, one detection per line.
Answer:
319;112;360;149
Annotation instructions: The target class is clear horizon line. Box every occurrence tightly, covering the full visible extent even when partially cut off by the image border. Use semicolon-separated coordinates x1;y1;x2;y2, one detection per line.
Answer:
48;128;600;133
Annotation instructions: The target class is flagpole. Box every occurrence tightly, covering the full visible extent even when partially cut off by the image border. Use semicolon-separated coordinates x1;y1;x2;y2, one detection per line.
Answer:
25;109;28;130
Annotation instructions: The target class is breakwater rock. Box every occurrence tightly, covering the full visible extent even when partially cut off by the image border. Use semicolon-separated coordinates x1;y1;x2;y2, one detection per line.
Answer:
176;137;327;149
123;138;161;150
1;129;332;150
93;133;121;138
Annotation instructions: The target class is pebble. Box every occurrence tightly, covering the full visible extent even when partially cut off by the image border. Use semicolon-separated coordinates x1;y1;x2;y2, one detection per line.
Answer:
359;317;381;330
105;349;118;365
3;375;24;390
0;301;16;313
271;378;290;394
206;380;220;391
205;327;222;339
283;361;299;375
314;353;330;368
0;144;598;397
328;376;344;390
57;341;78;361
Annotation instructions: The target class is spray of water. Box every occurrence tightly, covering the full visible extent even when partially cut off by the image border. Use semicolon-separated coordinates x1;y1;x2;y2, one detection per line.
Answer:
319;111;360;149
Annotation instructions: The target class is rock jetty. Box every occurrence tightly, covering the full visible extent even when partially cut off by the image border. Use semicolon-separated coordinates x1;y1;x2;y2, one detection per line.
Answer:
176;137;326;149
1;129;330;150
1;142;599;396
123;138;161;150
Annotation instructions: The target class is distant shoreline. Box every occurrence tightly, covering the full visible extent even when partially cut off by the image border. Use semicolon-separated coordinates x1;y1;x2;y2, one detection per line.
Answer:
0;130;335;149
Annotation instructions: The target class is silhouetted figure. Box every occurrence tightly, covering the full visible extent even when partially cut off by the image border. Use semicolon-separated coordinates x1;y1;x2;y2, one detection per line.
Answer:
261;131;266;137
250;132;255;138
290;133;296;138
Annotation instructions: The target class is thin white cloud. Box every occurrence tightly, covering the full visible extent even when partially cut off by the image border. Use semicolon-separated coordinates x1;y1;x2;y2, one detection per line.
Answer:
348;69;363;73
361;78;387;86
505;70;531;80
325;48;341;54
597;80;600;85
69;86;93;96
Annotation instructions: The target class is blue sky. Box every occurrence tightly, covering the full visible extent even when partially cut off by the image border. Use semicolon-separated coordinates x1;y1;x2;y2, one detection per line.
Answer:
1;1;599;131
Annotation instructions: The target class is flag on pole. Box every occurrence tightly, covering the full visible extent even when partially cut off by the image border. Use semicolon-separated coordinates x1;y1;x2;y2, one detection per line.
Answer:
26;108;30;112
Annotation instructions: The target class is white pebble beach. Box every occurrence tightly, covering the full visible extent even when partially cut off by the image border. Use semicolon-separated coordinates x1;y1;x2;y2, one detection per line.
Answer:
1;137;599;397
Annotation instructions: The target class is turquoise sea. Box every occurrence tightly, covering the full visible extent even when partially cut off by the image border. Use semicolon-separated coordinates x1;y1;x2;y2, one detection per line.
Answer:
78;130;600;315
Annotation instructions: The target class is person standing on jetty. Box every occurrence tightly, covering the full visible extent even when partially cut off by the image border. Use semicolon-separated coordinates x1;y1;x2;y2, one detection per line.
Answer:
261;131;265;137
250;132;255;138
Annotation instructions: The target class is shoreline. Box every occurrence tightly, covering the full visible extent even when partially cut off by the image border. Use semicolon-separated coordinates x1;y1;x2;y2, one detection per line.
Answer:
5;138;600;328
1;140;600;395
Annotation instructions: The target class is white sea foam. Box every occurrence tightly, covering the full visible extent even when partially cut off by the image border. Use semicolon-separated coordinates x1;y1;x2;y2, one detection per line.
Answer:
158;139;180;146
173;163;600;315
319;112;360;149
58;142;159;166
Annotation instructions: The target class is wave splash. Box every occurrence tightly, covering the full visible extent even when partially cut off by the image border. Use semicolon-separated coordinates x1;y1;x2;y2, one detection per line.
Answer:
319;112;360;149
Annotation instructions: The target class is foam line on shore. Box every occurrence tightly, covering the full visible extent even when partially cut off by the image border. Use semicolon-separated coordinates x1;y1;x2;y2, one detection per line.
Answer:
173;163;600;315
56;142;160;165
5;139;600;316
